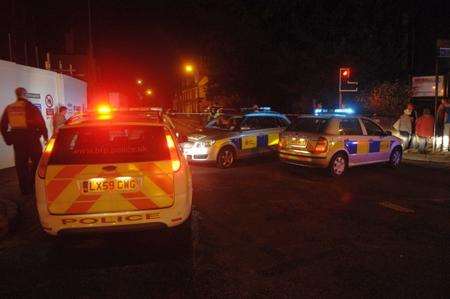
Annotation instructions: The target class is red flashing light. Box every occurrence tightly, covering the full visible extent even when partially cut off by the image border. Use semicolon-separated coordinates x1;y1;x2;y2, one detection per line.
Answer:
97;104;112;114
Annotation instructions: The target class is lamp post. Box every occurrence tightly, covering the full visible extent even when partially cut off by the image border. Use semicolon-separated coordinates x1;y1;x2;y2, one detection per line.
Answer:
145;88;153;96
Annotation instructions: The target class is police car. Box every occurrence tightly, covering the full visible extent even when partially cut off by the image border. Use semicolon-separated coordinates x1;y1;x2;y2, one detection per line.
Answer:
35;106;192;236
180;108;290;168
278;108;403;176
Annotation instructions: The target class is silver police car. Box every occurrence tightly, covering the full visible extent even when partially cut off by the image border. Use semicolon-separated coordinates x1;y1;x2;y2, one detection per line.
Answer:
278;109;403;176
181;109;290;168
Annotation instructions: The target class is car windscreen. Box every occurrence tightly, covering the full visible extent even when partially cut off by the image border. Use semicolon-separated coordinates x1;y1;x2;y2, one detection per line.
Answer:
287;117;329;133
49;125;170;164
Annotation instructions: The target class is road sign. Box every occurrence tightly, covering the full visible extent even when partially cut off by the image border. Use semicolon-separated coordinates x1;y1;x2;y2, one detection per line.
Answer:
437;39;450;58
412;76;444;97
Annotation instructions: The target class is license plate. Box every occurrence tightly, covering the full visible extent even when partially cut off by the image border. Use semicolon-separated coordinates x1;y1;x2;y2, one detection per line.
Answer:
81;177;140;194
288;138;306;147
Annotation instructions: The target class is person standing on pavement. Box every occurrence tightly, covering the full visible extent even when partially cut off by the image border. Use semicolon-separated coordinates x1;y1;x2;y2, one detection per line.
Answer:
443;99;450;152
1;87;48;195
415;108;434;154
52;106;67;134
393;108;413;149
407;103;418;149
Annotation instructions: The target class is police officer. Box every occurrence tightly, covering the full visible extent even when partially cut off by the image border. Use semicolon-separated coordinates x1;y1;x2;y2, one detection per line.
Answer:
1;87;48;195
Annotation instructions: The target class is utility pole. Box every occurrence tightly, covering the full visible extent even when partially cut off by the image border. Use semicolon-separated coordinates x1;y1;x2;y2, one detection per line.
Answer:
432;58;439;152
24;40;28;65
35;46;40;68
8;33;13;61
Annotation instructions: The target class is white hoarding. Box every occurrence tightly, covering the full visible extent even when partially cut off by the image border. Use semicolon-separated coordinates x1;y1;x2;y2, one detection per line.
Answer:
0;59;87;169
412;76;445;97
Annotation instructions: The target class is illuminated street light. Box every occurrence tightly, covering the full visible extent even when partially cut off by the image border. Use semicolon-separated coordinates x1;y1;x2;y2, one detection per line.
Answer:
136;79;144;85
145;88;153;96
184;64;194;74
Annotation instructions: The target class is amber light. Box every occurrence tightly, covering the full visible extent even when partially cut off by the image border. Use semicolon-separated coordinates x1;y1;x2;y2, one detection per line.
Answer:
38;138;55;178
184;64;194;74
165;133;181;172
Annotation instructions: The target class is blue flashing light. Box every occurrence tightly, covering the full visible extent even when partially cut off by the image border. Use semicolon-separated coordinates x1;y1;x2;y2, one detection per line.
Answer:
334;108;354;114
315;108;354;115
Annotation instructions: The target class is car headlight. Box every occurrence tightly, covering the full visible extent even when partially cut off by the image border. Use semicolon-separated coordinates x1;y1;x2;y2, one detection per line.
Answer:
195;139;215;148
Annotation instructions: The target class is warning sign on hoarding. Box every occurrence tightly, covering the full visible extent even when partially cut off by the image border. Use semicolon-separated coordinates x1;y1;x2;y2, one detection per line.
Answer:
45;94;54;108
412;76;445;98
46;108;54;116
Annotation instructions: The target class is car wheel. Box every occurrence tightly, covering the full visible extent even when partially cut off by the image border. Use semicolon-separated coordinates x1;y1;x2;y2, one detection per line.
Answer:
388;146;402;168
216;146;236;168
328;152;347;177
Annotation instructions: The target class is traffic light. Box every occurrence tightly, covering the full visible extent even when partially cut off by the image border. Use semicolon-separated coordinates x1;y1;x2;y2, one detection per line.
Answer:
339;67;357;92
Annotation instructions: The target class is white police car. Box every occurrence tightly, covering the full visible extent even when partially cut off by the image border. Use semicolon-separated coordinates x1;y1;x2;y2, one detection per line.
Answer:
181;108;290;168
278;108;403;176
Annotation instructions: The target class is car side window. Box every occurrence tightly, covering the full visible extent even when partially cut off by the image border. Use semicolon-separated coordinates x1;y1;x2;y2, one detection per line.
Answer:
241;117;262;130
339;118;363;135
259;117;279;129
362;119;384;136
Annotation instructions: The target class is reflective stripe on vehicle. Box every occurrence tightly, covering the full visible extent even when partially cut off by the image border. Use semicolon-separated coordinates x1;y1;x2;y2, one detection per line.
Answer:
345;139;392;154
45;161;174;215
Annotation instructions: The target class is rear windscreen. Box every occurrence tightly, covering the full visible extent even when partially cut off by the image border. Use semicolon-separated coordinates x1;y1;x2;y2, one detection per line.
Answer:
50;125;170;164
287;117;329;133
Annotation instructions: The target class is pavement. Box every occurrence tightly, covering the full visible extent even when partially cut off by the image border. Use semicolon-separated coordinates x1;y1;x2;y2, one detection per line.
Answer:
0;158;450;297
403;149;450;164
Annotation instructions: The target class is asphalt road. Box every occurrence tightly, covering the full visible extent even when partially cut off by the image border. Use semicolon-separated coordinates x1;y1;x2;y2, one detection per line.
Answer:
0;158;449;298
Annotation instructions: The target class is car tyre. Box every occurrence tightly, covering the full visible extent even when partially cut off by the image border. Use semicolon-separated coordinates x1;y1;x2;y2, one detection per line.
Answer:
388;146;402;168
328;152;348;177
216;146;236;168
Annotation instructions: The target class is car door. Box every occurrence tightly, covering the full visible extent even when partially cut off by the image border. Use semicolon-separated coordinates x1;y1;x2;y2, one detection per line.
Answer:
257;116;282;153
361;118;390;162
239;116;263;157
338;118;366;165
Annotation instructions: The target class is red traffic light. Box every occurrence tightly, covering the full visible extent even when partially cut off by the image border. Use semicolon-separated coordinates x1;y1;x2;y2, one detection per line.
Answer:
342;70;349;76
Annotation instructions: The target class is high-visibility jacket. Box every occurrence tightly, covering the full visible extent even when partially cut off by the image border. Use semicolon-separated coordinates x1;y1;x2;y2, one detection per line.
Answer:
1;98;48;145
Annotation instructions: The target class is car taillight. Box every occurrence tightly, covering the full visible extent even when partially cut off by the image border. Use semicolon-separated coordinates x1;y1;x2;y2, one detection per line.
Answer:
165;132;181;172
37;138;55;179
278;137;285;148
313;137;328;153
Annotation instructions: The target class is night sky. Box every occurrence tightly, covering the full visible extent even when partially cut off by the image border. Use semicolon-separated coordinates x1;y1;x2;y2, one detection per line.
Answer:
1;0;450;108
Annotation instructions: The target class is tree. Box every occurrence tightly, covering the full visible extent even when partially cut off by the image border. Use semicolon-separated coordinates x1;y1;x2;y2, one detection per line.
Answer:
356;81;411;116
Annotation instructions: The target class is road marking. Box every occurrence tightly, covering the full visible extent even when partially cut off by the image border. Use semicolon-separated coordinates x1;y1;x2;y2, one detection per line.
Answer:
378;201;415;213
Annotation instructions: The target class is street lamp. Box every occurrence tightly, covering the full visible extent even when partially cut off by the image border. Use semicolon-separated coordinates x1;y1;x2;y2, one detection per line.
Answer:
145;88;153;96
184;64;194;74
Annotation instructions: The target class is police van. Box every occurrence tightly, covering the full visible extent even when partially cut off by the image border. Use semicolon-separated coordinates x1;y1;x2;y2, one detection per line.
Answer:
278;108;403;176
35;106;192;236
180;108;291;168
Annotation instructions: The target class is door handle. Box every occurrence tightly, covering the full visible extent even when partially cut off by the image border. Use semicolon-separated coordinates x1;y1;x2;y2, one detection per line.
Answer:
102;165;117;171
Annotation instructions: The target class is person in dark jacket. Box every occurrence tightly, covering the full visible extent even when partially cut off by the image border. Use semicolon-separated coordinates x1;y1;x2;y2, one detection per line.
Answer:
1;87;48;194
